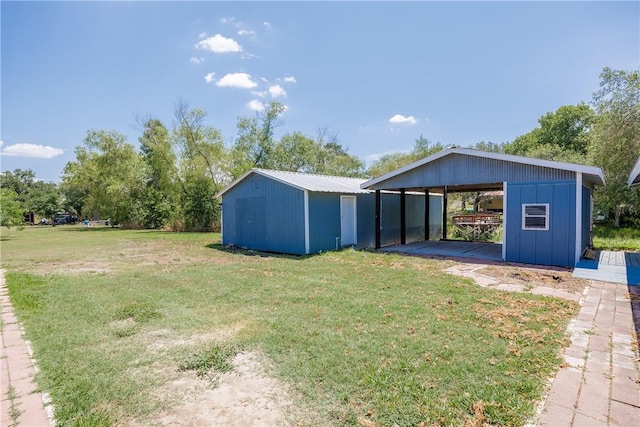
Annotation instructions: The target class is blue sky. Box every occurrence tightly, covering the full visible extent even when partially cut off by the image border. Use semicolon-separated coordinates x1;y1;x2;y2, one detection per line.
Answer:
1;1;638;183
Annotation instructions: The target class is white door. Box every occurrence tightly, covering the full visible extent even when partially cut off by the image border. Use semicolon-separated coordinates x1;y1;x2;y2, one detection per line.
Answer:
340;196;357;247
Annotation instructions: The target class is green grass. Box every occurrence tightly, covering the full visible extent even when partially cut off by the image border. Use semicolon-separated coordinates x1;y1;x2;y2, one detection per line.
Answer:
593;224;640;251
0;225;578;426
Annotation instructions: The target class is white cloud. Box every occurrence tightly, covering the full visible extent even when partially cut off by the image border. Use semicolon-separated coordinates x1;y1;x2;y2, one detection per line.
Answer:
263;21;271;28
204;72;215;83
0;140;3;147
190;57;205;64
268;84;287;98
195;34;242;53
389;114;417;125
241;52;259;60
283;76;297;84
215;72;257;89
198;32;207;39
1;143;64;159
238;29;256;37
247;100;265;112
251;90;267;98
220;17;235;24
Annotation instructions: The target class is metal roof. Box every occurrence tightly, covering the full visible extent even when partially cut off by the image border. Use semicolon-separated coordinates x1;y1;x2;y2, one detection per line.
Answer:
216;168;370;197
629;156;640;187
361;147;606;190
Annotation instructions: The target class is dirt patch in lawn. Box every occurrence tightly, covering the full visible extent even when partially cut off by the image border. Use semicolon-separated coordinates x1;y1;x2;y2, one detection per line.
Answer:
115;242;237;270
145;324;247;353
141;351;292;426
477;265;588;293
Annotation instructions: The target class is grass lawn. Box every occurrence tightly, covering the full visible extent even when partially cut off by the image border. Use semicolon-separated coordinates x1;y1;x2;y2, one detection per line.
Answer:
1;225;578;426
593;224;640;251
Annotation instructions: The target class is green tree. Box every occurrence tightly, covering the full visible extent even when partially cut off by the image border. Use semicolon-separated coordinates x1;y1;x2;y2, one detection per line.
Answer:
30;182;65;219
62;130;145;226
589;67;640;227
173;103;227;231
313;128;365;177
231;101;285;177
182;176;219;231
1;169;64;219
0;188;25;227
270;129;365;177
138;118;179;228
271;131;320;173
505;104;595;163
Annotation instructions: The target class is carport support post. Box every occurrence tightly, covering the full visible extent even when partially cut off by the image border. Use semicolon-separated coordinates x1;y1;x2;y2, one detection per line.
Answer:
442;186;448;240
400;188;406;245
375;190;381;249
424;189;430;241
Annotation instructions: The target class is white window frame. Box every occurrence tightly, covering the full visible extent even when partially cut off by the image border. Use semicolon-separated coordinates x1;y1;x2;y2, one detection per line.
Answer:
522;203;549;231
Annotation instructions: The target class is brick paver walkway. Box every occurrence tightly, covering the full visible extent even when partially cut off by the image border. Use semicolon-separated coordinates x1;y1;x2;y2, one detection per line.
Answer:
537;280;640;426
0;269;52;427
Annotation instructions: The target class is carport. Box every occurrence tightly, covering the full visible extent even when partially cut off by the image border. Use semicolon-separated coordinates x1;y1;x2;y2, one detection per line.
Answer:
360;147;605;268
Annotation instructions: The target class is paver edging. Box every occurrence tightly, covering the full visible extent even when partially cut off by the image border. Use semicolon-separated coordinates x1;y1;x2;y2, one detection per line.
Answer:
0;269;54;426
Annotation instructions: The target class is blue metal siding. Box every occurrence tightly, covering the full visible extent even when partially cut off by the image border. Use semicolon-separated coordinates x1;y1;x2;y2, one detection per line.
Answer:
357;193;442;248
357;195;375;248
308;193;434;252
505;181;576;267
380;194;422;246
308;193;342;253
428;194;443;240
369;154;576;190
221;173;306;254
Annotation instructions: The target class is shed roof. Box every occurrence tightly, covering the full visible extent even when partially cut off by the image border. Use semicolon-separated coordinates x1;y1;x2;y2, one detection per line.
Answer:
361;147;605;191
216;168;370;197
629;156;640;187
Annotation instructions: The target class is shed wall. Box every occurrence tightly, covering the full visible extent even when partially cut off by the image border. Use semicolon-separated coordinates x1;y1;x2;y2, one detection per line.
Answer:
505;180;576;267
221;173;306;254
368;154;576;190
308;193;342;253
357;194;442;248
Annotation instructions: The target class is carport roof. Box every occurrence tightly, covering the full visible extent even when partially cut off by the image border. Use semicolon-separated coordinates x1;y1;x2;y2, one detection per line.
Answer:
628;156;640;187
361;147;606;190
216;168;370;197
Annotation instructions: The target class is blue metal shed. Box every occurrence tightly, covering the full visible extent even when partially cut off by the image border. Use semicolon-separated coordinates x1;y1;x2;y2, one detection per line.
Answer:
216;169;442;255
361;148;605;267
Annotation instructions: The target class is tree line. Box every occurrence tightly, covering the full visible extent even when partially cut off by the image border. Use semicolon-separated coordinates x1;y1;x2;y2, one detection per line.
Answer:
1;67;638;230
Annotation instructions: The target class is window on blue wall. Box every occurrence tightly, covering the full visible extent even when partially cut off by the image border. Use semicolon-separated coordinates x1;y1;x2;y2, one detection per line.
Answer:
522;203;549;230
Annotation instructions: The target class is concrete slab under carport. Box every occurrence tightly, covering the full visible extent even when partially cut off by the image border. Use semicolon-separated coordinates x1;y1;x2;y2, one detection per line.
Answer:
379;240;503;262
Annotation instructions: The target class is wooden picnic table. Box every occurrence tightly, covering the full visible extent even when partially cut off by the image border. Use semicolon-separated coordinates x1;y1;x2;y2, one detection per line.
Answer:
451;213;502;240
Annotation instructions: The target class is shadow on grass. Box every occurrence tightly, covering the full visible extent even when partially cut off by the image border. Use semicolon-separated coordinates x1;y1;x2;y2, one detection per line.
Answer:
205;243;320;261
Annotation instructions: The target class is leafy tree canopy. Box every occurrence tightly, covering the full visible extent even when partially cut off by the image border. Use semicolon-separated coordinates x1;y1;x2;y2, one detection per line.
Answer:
589;67;640;226
504;103;595;163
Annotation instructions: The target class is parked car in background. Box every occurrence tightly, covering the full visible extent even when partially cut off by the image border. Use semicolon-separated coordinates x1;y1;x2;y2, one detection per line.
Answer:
53;214;78;225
